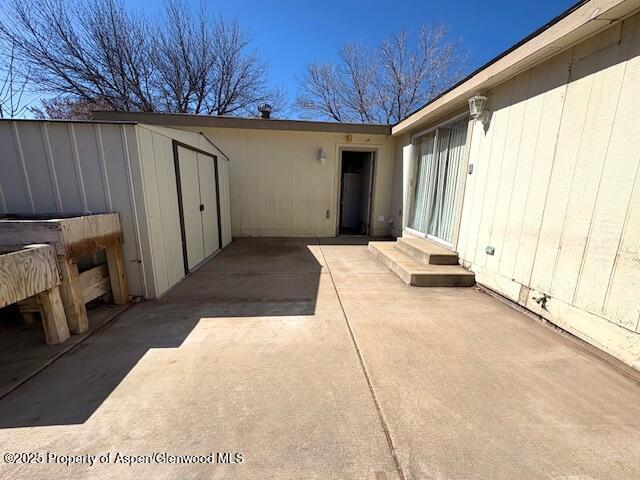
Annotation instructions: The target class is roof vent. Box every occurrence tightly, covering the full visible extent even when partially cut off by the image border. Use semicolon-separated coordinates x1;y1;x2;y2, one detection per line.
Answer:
258;103;272;119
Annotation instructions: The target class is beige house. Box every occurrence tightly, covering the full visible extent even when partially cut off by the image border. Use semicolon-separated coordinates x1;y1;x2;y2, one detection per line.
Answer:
94;112;395;238
94;0;640;368
388;0;640;368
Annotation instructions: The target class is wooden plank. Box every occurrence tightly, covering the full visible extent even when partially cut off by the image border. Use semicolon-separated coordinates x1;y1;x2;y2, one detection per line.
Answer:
575;14;640;317
0;213;123;260
37;286;70;345
21;311;37;326
474;80;514;267
550;40;627;304
459;85;501;264
58;256;89;334
602;162;640;331
525;286;640;370
512;51;571;286
79;264;111;303
0;221;61;253
528;48;595;293
58;213;123;259
486;70;530;273
0;245;60;308
497;60;548;279
79;264;109;290
83;275;111;304
106;245;129;305
456;117;483;259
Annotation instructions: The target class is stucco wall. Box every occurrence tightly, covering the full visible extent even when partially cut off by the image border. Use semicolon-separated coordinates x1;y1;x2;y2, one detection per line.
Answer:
395;12;640;366
177;126;396;238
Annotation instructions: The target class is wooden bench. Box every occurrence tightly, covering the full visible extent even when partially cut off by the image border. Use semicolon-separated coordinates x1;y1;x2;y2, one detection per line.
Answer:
0;214;129;334
0;244;70;344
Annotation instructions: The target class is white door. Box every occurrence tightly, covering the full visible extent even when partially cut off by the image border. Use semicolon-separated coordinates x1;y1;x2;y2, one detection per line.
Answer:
177;146;205;270
197;152;220;257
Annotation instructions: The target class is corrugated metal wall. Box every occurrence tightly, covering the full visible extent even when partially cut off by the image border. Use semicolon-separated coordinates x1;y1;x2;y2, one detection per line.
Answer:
0;120;233;299
0;120;145;296
456;12;640;345
134;125;231;297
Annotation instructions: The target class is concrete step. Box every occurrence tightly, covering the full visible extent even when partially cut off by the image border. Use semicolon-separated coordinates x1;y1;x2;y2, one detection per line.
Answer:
369;241;475;287
396;236;460;265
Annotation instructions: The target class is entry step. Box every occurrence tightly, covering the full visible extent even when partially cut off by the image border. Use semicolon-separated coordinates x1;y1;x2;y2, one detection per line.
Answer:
396;236;460;265
369;240;475;287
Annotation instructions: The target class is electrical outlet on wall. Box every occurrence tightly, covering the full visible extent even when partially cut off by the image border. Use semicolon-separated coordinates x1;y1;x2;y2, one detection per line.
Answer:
377;216;385;222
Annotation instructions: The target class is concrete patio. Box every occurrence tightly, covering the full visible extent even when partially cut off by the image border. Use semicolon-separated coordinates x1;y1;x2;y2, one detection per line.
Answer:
0;238;638;479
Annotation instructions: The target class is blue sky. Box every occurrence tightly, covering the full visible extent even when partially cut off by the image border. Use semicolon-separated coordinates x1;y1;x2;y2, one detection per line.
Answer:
3;0;578;116
124;0;577;114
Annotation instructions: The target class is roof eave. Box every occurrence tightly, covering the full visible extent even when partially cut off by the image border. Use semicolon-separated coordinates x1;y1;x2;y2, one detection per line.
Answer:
92;111;391;135
391;0;640;137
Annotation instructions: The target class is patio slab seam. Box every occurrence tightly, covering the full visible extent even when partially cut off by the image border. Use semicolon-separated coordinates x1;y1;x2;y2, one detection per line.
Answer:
316;238;407;480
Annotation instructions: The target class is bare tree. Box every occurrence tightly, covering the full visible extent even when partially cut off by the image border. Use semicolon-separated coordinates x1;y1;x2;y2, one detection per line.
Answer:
295;24;468;124
0;42;30;118
0;0;285;117
294;63;345;122
29;97;112;120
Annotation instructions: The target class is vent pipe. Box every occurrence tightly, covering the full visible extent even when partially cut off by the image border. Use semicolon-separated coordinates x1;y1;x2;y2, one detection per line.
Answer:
258;104;272;119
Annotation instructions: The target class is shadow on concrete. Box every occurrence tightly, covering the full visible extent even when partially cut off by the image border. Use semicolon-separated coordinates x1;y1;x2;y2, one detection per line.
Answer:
168;237;325;317
0;237;328;428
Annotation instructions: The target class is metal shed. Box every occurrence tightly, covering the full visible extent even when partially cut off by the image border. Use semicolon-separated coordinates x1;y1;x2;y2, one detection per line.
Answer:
0;119;232;299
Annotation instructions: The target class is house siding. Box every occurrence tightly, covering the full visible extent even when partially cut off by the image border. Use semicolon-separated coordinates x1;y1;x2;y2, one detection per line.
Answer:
174;126;396;238
395;11;640;367
457;13;640;362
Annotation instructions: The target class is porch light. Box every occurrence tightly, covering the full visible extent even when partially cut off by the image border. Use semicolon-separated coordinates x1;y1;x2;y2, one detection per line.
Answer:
468;94;487;120
318;147;327;164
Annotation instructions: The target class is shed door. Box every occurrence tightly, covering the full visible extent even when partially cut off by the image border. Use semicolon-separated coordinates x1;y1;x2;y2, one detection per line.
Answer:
197;152;220;257
176;145;221;272
177;146;205;270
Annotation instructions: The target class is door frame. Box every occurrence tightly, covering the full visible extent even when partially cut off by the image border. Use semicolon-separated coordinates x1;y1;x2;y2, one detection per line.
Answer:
335;147;377;236
172;140;222;275
405;112;469;250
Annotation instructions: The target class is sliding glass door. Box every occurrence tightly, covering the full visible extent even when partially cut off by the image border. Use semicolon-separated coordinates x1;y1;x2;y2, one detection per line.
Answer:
409;117;468;245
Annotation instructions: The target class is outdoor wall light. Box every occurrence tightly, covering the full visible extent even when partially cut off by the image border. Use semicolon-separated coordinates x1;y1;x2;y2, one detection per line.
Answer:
468;94;487;120
318;147;327;164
